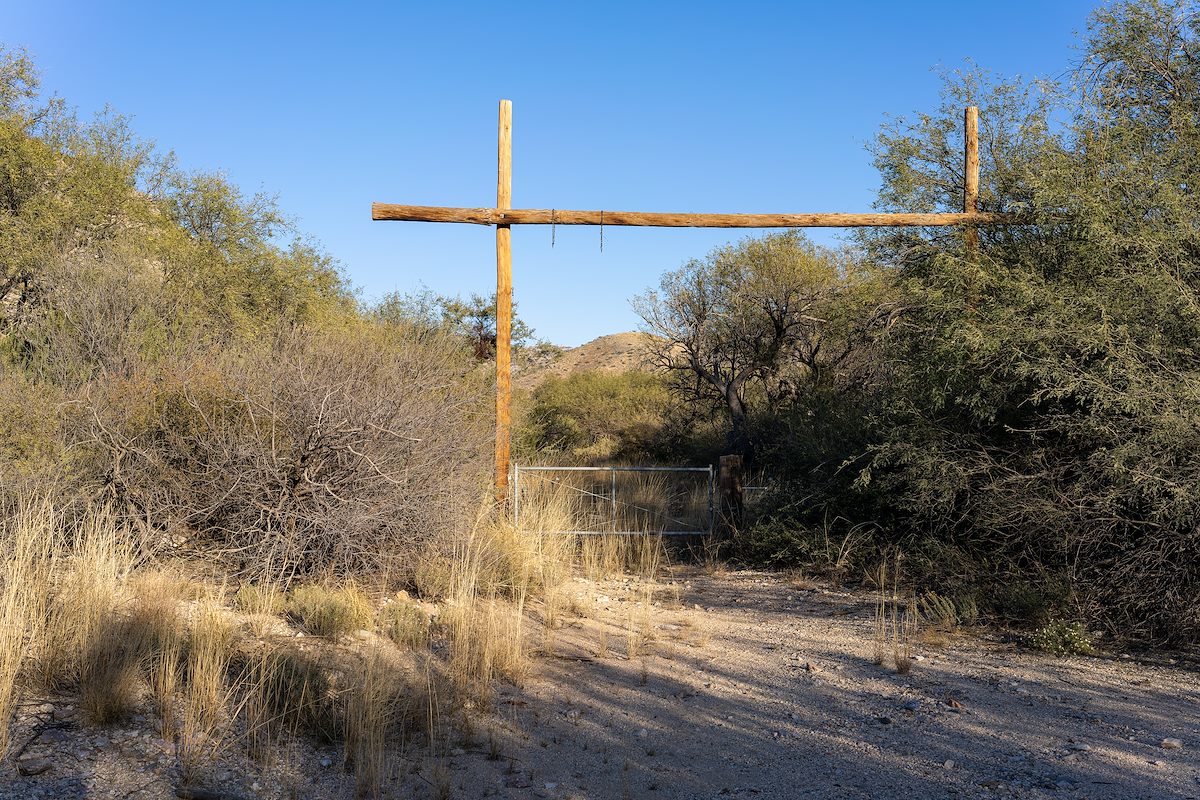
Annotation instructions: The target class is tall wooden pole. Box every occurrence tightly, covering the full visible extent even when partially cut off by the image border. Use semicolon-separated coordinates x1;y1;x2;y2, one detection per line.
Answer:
964;105;980;255
495;100;513;494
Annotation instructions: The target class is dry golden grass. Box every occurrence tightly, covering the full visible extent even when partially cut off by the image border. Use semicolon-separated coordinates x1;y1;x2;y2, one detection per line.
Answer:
869;553;917;674
344;644;408;799
37;508;134;691
80;613;146;725
0;484;677;794
287;583;373;638
0;497;55;755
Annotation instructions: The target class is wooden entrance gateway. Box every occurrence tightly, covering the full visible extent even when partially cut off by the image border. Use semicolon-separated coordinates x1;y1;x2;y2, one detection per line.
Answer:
372;101;1016;494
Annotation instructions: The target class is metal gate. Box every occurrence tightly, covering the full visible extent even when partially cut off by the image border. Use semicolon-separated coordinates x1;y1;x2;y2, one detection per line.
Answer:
513;465;714;536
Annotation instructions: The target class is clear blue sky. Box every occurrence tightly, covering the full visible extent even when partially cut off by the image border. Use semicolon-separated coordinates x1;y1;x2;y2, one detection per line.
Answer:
5;1;1094;346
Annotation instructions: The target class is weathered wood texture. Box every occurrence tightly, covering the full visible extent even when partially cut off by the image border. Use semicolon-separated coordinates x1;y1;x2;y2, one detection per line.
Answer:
718;455;745;538
372;204;1019;228
495;100;513;493
964;105;980;252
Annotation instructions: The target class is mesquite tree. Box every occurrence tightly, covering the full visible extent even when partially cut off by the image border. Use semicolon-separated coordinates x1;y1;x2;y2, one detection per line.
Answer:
634;231;893;458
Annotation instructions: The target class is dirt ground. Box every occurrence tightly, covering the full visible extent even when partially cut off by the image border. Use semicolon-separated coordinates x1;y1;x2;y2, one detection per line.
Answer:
4;568;1198;800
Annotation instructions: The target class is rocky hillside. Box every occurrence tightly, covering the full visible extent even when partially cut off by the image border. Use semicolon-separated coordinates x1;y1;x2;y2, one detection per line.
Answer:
517;332;657;389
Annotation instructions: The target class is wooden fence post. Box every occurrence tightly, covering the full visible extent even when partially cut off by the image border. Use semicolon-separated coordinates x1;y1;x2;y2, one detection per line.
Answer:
718;454;744;538
964;105;980;256
495;99;513;495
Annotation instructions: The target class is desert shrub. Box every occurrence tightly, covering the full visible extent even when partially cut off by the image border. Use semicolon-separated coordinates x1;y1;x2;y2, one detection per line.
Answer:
377;601;430;650
724;2;1200;646
518;370;672;462
918;591;979;630
74;323;490;579
1031;620;1094;657
0;373;65;479
287;584;373;638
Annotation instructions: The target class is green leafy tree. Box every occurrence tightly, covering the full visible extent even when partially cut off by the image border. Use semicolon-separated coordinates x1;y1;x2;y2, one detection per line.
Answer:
376;288;536;361
861;0;1200;643
518;370;671;462
635;231;894;457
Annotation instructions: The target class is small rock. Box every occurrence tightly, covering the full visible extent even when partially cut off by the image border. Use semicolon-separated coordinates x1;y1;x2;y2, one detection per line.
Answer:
93;736;109;749
35;703;54;715
505;777;531;789
319;756;333;768
51;706;74;721
1161;738;1184;750
875;716;893;725
1066;742;1091;752
450;747;466;756
40;729;69;744
636;728;649;738
17;756;53;776
544;783;558;790
943;760;955;770
903;700;921;712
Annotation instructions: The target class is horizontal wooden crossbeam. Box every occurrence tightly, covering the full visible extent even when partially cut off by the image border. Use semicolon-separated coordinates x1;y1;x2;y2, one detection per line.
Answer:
371;204;1021;228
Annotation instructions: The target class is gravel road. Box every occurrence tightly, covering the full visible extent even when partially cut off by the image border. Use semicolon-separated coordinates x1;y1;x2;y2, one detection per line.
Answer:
3;568;1196;800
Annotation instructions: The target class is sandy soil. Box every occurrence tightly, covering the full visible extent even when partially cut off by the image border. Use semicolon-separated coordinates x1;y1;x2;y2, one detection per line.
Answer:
3;569;1198;800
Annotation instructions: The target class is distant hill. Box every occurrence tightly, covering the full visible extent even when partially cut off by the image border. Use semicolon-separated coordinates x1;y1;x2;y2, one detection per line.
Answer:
517;332;658;389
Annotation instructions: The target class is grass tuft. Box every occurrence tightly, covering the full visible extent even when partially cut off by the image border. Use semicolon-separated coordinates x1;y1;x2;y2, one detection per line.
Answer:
287;584;373;637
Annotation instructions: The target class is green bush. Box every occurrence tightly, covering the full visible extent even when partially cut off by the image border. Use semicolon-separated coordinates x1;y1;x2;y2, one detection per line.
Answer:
1031;620;1094;657
518;370;671;462
377;601;430;650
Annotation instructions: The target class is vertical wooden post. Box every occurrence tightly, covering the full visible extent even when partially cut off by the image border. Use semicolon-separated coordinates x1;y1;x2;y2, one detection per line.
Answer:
963;105;980;255
495;99;513;494
718;455;744;538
